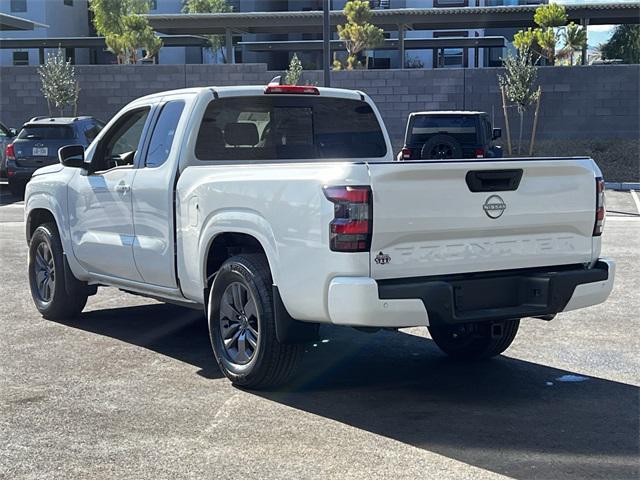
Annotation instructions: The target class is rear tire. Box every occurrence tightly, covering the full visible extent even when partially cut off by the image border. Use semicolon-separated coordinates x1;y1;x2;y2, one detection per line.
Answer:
428;319;520;360
28;223;88;320
208;254;302;389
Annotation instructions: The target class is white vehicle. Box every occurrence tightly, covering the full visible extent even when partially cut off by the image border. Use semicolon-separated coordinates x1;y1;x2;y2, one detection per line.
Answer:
25;84;614;388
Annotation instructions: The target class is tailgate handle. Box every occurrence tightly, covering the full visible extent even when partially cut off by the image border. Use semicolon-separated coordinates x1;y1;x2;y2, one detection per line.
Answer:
465;169;523;192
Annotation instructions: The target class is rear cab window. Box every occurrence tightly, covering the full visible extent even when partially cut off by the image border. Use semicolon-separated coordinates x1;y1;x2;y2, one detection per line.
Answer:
195;96;387;161
408;115;478;146
17;125;75;141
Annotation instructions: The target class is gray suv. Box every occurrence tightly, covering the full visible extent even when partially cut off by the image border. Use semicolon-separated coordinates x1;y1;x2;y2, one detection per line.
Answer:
6;116;104;196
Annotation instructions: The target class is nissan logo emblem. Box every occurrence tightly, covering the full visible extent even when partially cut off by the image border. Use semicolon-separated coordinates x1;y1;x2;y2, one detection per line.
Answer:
483;195;506;219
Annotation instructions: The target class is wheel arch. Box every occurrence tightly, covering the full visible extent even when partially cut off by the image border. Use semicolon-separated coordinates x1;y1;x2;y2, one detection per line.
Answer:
203;231;271;285
25;192;89;282
26;208;57;243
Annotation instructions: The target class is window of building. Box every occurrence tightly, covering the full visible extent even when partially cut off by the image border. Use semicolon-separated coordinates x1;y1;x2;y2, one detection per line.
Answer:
433;0;468;7
145;101;185;168
149;0;157;9
195;96;386;161
64;0;73;6
10;0;27;12
433;31;469;69
12;51;29;66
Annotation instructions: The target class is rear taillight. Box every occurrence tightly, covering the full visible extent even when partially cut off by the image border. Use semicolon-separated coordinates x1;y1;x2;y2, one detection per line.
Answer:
323;186;372;252
400;147;412;160
5;143;15;161
475;148;485;158
593;177;605;236
264;85;319;95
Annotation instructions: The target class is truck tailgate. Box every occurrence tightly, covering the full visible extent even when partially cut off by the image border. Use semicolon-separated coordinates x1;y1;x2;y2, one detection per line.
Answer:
368;158;598;280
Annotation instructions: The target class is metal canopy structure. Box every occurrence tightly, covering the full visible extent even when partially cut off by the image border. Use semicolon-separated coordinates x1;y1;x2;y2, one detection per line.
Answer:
0;35;210;49
145;3;640;35
239;36;507;53
0;13;48;31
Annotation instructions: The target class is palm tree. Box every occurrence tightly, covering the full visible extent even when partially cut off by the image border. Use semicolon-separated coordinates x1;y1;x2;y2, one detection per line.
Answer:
560;22;587;66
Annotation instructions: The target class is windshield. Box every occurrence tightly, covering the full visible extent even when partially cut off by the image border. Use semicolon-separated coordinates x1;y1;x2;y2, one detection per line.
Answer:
408;115;478;145
17;125;75;141
195;96;387;161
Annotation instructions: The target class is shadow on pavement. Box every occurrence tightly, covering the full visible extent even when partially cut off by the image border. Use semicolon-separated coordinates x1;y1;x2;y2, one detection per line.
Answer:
55;303;222;380
260;326;639;480
53;303;639;479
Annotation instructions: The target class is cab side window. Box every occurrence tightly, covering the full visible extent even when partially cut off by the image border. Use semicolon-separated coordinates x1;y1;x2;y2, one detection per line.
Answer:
145;101;185;168
93;108;150;172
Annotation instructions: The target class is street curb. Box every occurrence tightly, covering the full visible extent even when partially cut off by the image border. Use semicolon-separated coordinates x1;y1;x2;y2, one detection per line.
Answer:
605;182;640;191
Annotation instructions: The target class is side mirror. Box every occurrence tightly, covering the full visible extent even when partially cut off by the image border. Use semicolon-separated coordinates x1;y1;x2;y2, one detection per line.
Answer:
492;128;502;140
59;144;86;168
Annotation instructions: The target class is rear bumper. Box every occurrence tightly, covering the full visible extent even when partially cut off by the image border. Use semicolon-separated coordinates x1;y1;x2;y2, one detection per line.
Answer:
7;161;37;183
327;259;614;328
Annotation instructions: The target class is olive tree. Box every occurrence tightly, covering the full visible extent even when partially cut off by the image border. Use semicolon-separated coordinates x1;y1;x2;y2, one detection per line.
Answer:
498;49;541;155
38;48;80;116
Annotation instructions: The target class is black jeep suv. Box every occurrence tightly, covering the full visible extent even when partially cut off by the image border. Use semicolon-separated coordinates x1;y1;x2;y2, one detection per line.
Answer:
6;116;104;196
398;111;502;161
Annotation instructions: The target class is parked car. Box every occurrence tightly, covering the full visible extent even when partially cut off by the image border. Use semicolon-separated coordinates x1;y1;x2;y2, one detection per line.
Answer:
0;121;17;178
398;111;502;161
24;84;613;389
6;116;104;196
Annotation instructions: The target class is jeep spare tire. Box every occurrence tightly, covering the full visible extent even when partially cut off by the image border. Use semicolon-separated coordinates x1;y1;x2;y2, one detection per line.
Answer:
420;134;463;160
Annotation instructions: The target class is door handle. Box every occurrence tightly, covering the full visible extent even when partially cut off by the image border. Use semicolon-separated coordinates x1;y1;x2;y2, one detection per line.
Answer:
115;183;131;193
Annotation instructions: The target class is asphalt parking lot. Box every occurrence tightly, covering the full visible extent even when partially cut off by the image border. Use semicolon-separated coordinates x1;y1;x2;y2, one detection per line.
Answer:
1;185;638;480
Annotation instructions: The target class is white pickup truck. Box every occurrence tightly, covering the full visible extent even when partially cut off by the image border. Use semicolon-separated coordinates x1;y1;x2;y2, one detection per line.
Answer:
25;83;614;388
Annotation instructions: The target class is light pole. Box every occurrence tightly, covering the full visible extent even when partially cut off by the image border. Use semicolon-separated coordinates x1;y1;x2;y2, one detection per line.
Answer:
323;0;331;87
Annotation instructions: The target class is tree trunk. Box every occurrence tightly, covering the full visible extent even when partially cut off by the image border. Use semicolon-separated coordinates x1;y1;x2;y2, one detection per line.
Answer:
518;111;524;155
500;86;512;156
529;89;542;156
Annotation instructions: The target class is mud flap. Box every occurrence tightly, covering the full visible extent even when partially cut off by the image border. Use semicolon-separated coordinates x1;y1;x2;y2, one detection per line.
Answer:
63;254;97;297
273;286;319;344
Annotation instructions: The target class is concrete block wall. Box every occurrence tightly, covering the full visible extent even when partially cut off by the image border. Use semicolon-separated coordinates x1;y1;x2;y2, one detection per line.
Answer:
1;63;638;163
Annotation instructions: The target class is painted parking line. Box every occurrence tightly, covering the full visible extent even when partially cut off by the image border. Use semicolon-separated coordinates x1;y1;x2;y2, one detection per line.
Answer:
630;190;640;216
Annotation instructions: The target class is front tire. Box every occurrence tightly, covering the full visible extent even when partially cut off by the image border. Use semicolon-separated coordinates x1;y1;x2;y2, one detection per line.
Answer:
428;319;520;360
28;223;88;320
208;254;302;389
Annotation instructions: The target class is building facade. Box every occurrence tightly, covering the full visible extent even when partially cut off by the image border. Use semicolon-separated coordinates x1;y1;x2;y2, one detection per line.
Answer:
0;0;546;68
0;0;89;66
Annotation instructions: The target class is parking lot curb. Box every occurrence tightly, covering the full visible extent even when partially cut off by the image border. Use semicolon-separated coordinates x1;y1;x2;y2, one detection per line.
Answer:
605;182;640;191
